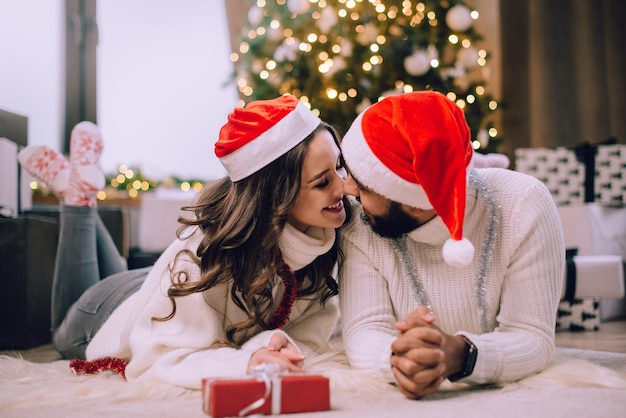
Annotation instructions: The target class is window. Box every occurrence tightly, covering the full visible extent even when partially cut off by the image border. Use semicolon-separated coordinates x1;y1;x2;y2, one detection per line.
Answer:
64;0;98;153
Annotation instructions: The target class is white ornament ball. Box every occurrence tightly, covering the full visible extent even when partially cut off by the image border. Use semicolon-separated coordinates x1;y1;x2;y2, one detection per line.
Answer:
457;46;479;69
340;40;353;57
356;23;379;46
287;0;311;15
274;46;288;62
247;6;264;26
274;42;298;62
404;50;430;76
318;7;338;33
267;26;283;42
446;5;473;32
251;59;264;73
326;57;346;76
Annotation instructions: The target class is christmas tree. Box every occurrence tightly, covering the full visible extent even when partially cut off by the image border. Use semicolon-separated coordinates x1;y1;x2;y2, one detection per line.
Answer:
232;0;500;152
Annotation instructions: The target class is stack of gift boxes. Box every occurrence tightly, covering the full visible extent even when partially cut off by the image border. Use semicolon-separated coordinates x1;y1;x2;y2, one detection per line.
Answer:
515;141;626;331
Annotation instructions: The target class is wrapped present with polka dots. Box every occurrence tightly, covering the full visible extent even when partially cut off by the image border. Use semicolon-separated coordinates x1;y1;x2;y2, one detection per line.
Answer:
514;147;586;206
556;298;601;332
515;140;625;208
594;144;626;207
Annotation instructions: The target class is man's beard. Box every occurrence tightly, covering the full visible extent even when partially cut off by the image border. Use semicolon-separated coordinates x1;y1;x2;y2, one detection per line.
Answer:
360;201;421;238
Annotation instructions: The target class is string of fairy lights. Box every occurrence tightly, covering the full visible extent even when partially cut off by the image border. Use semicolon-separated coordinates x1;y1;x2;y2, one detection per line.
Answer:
99;165;204;199
29;164;205;201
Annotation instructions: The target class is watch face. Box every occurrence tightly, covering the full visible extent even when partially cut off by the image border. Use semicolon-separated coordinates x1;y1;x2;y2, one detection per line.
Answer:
463;337;478;375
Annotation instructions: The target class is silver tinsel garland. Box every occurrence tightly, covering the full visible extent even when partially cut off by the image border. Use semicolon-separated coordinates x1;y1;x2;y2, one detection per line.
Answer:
392;169;500;332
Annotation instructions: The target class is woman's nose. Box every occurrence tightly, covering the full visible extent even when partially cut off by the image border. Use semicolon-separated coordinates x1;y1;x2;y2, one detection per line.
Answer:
343;175;359;197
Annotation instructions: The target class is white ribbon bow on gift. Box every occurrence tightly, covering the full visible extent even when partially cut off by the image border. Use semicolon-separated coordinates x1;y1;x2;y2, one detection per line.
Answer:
238;363;286;417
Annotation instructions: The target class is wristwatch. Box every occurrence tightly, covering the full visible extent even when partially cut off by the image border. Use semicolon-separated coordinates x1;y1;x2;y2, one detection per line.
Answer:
447;335;477;382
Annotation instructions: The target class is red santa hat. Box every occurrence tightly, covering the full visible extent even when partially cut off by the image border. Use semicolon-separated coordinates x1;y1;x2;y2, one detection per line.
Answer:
341;91;475;267
215;95;321;181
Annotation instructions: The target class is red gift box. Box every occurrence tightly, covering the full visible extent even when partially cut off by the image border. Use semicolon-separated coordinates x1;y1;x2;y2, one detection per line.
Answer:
202;372;330;417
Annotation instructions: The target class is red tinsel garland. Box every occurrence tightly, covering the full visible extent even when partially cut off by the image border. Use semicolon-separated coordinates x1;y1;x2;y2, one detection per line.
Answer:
69;357;128;380
268;262;300;329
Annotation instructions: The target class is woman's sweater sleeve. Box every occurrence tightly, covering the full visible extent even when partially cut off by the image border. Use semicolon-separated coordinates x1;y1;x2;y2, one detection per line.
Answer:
338;231;398;382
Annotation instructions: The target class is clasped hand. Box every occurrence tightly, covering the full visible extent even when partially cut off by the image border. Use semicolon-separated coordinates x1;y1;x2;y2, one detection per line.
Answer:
247;332;305;373
390;306;465;400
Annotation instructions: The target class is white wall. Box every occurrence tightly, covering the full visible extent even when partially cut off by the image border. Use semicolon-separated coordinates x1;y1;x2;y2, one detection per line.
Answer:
0;0;65;151
0;0;236;182
97;0;236;180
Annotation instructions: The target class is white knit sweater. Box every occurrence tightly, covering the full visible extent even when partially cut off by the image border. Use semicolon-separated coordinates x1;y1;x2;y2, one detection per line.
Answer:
86;223;339;389
338;168;565;385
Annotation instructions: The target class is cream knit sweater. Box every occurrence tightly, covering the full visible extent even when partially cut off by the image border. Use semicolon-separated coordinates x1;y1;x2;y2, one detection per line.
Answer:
339;168;565;385
86;223;339;389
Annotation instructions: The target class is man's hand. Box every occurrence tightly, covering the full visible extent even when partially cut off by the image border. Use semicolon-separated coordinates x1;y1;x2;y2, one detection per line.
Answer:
391;307;444;399
391;307;468;399
247;332;305;373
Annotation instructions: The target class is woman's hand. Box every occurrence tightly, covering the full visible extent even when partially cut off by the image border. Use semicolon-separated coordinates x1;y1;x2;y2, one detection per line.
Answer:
247;332;305;373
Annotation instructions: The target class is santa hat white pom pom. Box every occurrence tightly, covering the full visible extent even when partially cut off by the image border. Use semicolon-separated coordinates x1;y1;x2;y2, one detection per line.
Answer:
442;237;475;268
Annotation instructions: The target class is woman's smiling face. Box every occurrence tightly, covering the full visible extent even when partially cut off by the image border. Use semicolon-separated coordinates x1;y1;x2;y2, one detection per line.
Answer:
287;129;347;232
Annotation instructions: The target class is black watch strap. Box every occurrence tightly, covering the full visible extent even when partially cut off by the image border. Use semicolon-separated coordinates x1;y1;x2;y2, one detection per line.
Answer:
448;335;477;382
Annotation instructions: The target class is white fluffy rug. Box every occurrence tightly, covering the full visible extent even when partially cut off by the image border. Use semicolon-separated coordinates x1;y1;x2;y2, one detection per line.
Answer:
1;347;625;418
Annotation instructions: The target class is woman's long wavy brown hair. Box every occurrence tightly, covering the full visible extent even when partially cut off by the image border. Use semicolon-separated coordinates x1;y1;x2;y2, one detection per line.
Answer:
159;122;352;347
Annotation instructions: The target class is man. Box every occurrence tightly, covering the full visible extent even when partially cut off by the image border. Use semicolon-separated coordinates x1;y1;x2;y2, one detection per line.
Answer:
338;91;564;399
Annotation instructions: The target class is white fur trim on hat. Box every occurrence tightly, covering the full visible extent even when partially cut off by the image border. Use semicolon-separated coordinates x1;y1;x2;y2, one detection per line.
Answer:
342;111;433;209
220;101;321;182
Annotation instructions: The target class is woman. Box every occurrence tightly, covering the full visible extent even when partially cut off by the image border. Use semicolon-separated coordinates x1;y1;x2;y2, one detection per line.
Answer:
18;95;350;389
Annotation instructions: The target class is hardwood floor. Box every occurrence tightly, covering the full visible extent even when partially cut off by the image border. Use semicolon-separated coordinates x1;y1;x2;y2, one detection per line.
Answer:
555;319;626;354
4;320;625;363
